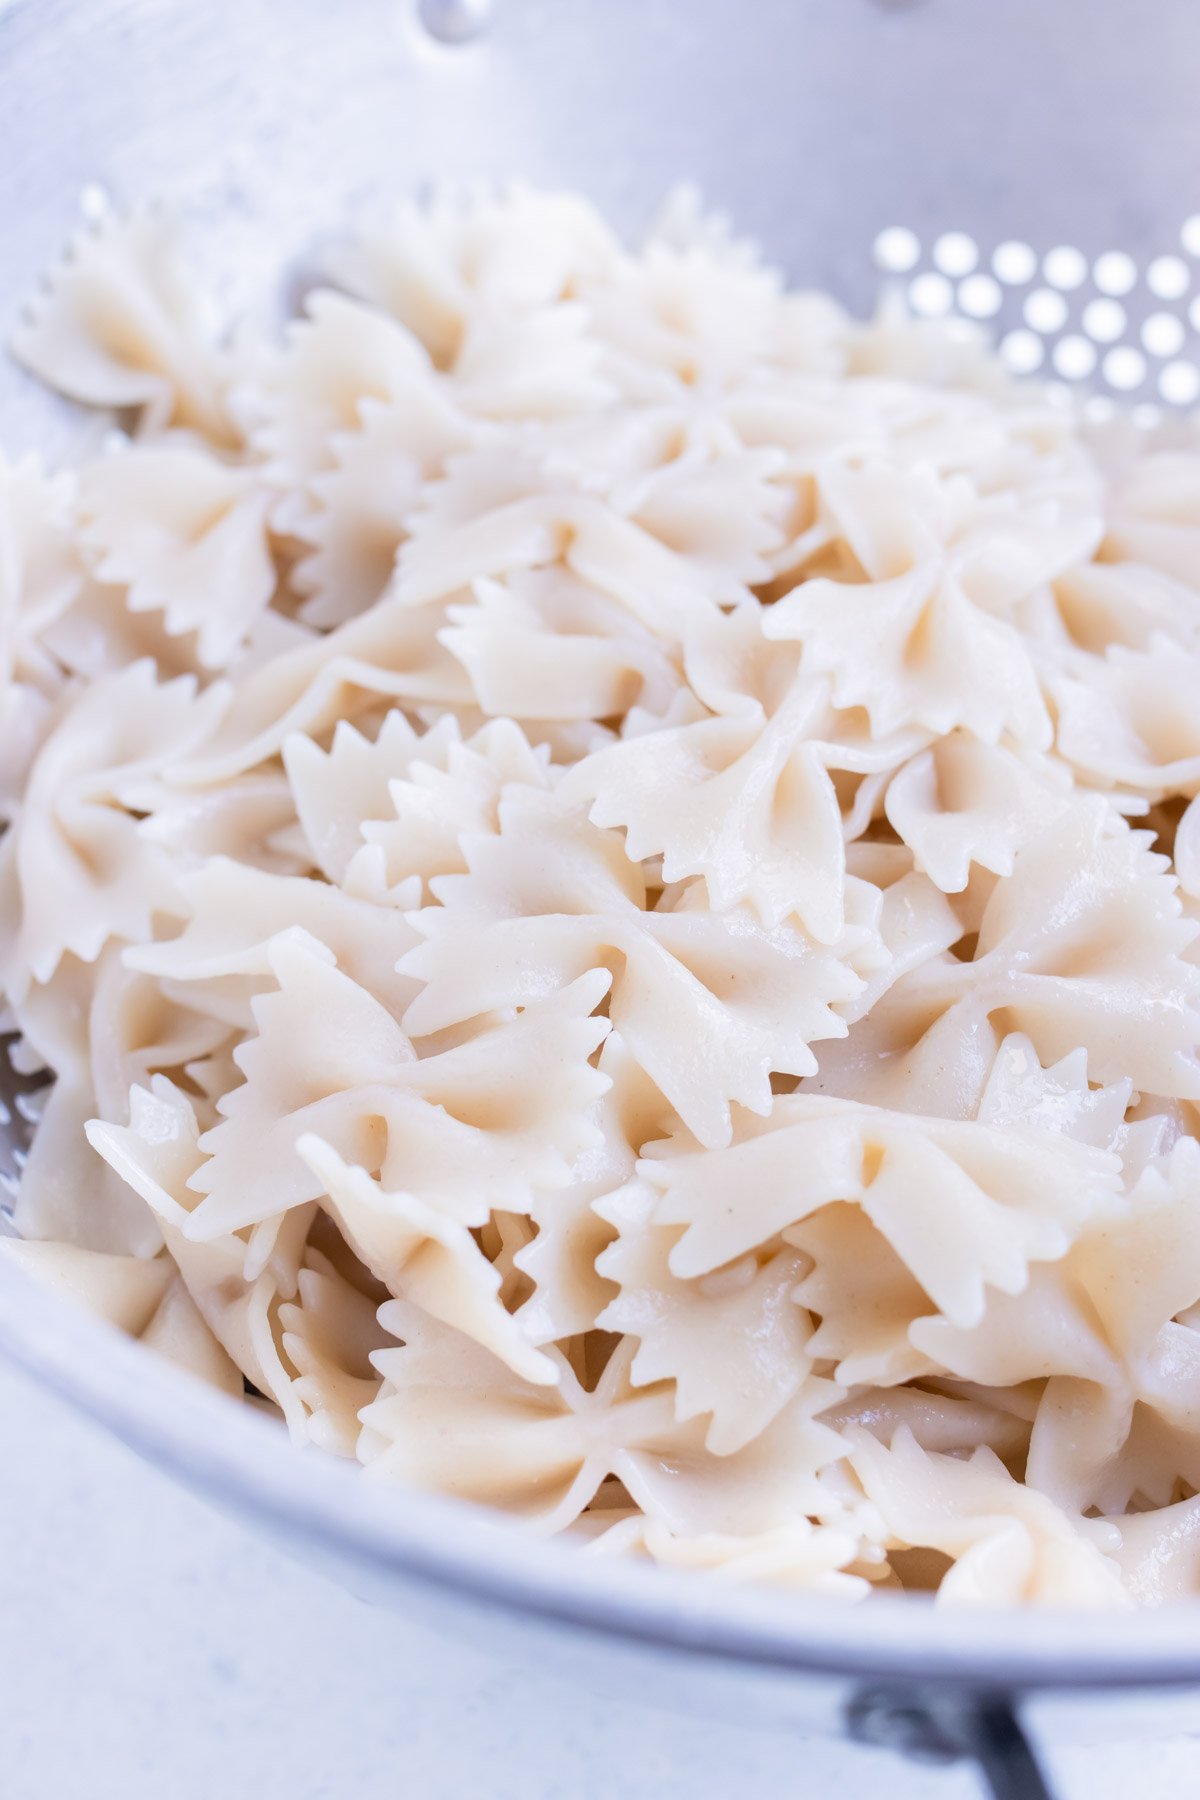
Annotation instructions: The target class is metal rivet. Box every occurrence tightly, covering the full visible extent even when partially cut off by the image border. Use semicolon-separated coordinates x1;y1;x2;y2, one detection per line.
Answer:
417;0;493;44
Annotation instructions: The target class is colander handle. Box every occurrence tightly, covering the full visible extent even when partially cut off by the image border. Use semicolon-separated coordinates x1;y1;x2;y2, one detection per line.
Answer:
847;1685;1054;1800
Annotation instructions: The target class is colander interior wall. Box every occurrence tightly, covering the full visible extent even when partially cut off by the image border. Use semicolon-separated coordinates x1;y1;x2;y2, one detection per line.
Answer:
5;0;1200;448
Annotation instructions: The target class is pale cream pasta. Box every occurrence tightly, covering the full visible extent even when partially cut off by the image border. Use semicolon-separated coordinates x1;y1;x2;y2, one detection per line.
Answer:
5;186;1200;1608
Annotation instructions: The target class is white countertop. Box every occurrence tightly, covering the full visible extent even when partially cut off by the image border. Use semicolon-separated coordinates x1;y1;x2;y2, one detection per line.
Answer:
1;1359;1198;1800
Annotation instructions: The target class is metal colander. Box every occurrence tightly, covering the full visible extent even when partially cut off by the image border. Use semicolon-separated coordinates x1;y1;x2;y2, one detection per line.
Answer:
4;3;1200;1796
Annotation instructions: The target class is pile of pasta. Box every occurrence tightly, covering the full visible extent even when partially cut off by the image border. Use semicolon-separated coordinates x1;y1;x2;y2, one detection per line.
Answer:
5;187;1200;1608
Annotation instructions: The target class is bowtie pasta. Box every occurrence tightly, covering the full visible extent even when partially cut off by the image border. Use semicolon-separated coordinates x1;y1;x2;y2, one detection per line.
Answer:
6;186;1200;1609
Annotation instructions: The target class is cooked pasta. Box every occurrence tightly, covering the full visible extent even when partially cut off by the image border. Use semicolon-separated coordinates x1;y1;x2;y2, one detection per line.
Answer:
5;187;1200;1607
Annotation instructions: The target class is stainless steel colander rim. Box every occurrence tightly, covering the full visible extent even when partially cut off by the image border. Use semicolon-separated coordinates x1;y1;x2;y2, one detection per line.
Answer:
3;1251;1200;1693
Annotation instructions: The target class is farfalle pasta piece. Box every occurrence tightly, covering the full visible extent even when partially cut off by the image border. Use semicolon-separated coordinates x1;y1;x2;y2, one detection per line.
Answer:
83;948;231;1131
182;934;611;1238
761;459;1089;747
512;1032;672;1346
1110;1495;1200;1605
6;1027;163;1257
583;1514;869;1598
1104;450;1200;588
975;1031;1133;1152
884;733;1072;894
846;1426;1130;1608
561;679;847;939
127;856;422;1028
0;683;54;827
961;800;1200;1094
0;1237;171;1333
1029;1360;1200;1519
326;185;623;368
908;1260;1122;1395
33;563;211;688
832;848;964;1027
77;443;276;668
908;1140;1200;1515
451;300;613;423
579;239;785;391
276;1246;390;1455
393;437;770;636
642;1092;1119;1329
408;488;720;640
0;455;88;818
595;1174;819;1453
1049;558;1200;657
440;569;682;725
169;593;470;784
135;768;304;877
647;186;775;271
766;552;1050;745
0;1237;244;1398
833;799;1200;1108
85;1077;315;1421
829;1381;1033;1466
284;709;453;886
295;1135;556;1386
606;437;790;600
401;786;869;1148
359;1312;682;1530
133;1272;246;1396
1029;1141;1200;1512
250;289;443;493
879;385;1089;494
721;372;908;530
287;390;469;628
787;1204;937;1387
361;1308;843;1535
12;208;234;442
1051;636;1200;803
562;605;929;937
0;660;228;1000
0;453;84;694
284;708;549;897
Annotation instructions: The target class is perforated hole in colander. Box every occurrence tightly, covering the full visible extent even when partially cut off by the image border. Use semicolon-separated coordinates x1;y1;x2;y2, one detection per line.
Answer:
872;215;1200;410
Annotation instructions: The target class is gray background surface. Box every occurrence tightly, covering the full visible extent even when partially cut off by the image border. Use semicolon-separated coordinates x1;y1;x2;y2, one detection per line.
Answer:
1;1362;1198;1799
